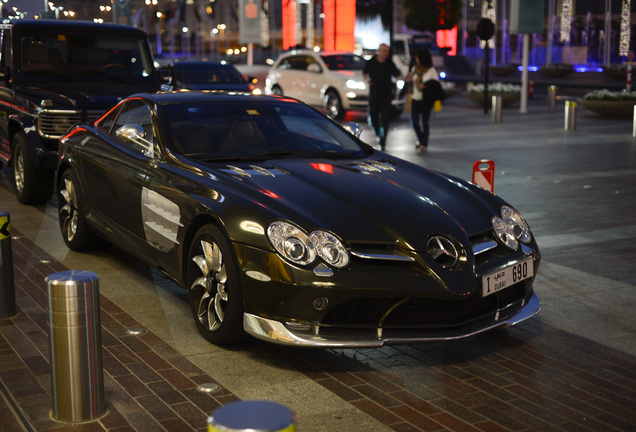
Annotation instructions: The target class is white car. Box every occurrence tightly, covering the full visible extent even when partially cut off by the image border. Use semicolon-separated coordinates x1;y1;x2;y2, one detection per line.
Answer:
266;49;406;119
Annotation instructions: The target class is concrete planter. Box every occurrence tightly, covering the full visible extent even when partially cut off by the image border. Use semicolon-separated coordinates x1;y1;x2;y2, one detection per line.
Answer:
464;92;520;107
579;99;636;118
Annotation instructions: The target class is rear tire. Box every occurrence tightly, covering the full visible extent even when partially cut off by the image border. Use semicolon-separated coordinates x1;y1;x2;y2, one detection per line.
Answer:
58;168;104;250
12;132;54;204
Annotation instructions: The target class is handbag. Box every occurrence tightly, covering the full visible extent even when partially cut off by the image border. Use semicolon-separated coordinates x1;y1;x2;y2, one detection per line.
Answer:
422;79;446;103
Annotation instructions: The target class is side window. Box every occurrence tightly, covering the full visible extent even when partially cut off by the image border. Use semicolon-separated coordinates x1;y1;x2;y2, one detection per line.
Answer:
112;99;154;153
289;56;306;71
0;27;12;71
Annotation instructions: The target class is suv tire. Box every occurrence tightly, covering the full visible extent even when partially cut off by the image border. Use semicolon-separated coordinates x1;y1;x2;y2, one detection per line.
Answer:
12;132;54;204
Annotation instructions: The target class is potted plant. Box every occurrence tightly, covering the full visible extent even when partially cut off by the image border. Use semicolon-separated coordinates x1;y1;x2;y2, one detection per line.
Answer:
539;63;575;78
464;82;521;107
579;89;636;118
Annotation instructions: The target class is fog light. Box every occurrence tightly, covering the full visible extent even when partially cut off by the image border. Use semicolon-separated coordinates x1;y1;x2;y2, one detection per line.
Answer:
312;297;328;310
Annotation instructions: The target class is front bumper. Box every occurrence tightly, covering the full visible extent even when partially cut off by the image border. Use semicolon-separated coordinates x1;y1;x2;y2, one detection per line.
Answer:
244;292;541;347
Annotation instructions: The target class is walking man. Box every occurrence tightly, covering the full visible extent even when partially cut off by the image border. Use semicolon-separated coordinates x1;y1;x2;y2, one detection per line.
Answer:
362;43;401;150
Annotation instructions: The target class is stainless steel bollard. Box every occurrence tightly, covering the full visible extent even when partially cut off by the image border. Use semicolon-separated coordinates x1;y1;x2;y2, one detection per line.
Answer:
492;95;503;123
47;270;105;423
208;400;296;432
0;211;16;319
548;85;558;109
564;100;577;131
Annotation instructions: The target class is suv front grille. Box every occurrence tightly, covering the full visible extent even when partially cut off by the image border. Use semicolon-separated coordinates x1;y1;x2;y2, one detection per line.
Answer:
38;109;104;139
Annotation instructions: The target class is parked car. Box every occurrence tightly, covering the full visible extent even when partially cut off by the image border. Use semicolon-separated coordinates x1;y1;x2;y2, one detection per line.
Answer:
0;19;160;204
163;59;258;93
265;49;406;119
57;91;541;347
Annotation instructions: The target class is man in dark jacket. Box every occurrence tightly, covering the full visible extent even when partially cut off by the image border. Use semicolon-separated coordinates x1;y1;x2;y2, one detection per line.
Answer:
362;43;401;150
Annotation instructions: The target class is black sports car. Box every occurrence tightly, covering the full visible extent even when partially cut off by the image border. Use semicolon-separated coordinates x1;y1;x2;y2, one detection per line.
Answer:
57;91;541;347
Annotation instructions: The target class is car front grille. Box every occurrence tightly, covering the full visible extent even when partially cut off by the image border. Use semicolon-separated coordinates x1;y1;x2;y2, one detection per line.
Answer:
38;109;104;139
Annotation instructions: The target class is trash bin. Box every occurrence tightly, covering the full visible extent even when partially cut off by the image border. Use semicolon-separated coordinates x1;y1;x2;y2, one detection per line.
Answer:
0;211;16;319
548;85;558;109
492;95;503;123
208;400;296;432
47;270;105;423
564;100;577;131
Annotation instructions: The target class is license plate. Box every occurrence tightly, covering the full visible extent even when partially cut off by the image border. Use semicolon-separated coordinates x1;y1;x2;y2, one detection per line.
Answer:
482;258;534;297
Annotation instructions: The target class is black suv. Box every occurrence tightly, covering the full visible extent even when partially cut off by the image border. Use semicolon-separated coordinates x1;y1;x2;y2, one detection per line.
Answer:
0;19;161;204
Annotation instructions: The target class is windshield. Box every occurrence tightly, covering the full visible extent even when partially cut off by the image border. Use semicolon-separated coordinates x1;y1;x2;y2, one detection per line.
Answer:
162;100;367;160
19;31;155;80
321;54;366;71
174;63;245;84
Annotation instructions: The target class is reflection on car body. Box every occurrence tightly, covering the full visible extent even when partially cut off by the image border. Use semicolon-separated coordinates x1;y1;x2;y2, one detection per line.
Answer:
57;91;541;347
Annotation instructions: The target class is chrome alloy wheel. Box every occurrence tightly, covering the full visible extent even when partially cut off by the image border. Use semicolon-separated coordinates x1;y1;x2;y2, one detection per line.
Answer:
13;145;25;194
59;177;79;242
191;239;228;332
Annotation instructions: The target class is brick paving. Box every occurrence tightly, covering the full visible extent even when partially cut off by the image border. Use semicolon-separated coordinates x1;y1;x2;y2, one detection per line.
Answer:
2;226;635;431
264;321;636;432
0;229;239;432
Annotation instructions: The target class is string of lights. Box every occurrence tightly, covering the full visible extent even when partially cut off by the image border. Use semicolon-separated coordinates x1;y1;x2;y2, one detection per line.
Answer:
620;0;631;57
560;0;572;43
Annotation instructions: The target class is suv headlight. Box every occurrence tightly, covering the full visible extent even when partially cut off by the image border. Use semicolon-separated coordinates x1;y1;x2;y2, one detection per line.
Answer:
492;206;532;251
267;221;349;268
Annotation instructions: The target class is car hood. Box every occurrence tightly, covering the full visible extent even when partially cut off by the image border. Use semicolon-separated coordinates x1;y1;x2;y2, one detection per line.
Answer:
17;81;158;110
209;155;501;251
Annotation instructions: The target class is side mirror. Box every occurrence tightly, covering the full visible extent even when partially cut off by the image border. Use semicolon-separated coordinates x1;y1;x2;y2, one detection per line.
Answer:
116;124;154;157
307;63;321;73
343;122;362;138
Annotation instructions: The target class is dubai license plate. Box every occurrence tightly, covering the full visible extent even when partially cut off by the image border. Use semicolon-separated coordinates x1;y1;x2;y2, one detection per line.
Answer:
482;258;534;297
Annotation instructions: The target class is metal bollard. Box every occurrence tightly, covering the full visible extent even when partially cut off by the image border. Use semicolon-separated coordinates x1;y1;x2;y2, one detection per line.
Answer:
548;85;558;109
564;100;577;131
47;270;105;423
633;106;636;138
0;211;16;319
492;95;503;123
208;400;296;432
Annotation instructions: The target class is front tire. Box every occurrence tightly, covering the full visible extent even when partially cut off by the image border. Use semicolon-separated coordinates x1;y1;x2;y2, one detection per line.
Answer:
323;89;344;119
187;224;246;344
270;85;283;96
12;132;54;204
58;168;103;250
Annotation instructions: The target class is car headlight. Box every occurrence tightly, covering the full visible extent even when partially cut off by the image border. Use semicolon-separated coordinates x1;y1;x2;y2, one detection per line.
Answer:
492;206;532;251
346;79;366;90
267;221;349;268
309;231;349;268
267;221;316;265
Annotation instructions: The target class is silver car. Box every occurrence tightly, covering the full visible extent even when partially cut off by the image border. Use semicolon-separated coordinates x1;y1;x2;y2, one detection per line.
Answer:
266;49;406;119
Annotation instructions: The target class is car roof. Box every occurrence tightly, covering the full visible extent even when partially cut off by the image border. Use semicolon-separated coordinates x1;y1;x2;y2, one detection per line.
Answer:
280;49;359;57
135;91;300;106
9;19;147;36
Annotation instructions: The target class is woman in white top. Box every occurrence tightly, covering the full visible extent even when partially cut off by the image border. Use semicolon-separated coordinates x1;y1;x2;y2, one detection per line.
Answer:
409;49;438;152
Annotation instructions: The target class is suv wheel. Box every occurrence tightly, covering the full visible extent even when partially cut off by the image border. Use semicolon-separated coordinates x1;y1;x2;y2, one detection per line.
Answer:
12;132;54;204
